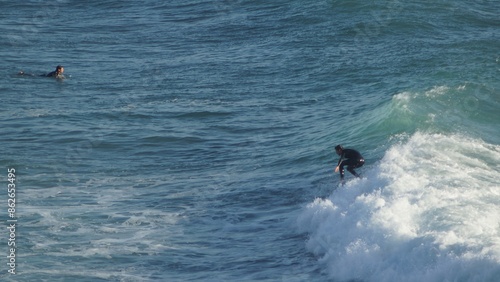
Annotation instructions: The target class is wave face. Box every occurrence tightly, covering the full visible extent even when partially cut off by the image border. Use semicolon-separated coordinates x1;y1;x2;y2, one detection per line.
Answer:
298;81;500;282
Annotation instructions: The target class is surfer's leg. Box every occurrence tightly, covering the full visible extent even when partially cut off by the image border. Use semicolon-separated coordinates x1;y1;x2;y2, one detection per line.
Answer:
346;159;363;178
347;166;360;178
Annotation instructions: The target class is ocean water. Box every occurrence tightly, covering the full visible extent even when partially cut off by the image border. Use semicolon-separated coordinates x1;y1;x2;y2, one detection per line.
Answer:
0;0;499;281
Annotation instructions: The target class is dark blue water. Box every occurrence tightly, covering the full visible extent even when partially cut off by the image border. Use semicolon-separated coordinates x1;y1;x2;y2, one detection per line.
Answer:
1;1;499;281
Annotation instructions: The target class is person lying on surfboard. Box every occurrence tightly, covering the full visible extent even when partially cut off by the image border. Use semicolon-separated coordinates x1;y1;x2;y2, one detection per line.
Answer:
18;65;65;79
334;145;364;181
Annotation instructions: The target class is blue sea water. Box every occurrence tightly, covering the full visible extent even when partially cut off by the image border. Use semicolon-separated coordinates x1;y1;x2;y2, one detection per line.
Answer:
1;0;499;281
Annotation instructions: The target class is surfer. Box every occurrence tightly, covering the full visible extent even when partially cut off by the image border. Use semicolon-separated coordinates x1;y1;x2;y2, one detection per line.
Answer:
45;65;65;78
17;65;65;78
334;145;364;181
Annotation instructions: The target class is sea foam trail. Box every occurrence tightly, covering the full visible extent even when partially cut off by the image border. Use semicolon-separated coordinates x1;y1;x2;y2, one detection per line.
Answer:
298;132;500;282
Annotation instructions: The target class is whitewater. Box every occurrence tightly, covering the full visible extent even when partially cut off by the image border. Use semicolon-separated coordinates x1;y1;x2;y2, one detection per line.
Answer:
299;131;500;281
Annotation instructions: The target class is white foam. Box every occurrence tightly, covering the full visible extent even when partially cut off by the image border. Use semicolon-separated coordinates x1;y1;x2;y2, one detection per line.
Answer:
298;132;500;281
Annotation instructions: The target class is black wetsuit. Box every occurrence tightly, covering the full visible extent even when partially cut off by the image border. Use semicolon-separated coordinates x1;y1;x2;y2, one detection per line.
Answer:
45;71;62;77
337;148;364;179
45;71;57;77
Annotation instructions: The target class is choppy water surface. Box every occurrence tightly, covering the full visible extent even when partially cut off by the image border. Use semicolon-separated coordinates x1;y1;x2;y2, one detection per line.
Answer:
0;0;499;281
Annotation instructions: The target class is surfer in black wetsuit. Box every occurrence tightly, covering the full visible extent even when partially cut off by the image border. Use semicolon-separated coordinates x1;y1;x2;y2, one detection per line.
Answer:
45;65;65;78
334;145;364;181
18;65;65;78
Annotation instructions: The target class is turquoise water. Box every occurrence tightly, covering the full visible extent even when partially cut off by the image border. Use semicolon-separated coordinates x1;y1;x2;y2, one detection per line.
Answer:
1;1;499;281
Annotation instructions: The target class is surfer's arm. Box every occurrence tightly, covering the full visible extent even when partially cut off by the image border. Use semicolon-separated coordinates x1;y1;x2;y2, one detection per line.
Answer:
334;156;343;173
337;153;345;166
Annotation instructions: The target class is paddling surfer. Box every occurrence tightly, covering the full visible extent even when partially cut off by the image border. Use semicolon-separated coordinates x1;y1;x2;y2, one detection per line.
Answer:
18;65;65;78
